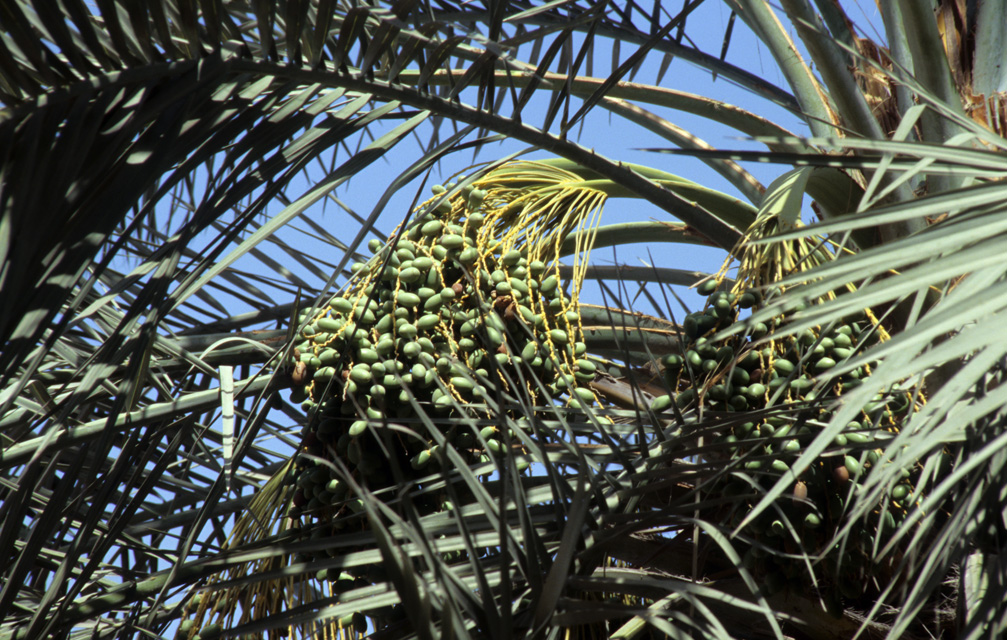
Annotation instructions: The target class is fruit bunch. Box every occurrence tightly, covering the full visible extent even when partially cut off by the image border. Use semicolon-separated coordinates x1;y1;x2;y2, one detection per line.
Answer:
653;273;921;600
176;162;614;640
284;166;605;525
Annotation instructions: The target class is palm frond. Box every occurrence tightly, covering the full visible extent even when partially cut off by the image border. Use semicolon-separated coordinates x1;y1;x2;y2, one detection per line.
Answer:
6;1;1007;639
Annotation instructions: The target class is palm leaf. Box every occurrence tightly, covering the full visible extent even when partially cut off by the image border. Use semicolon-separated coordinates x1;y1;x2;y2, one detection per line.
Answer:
5;2;1006;639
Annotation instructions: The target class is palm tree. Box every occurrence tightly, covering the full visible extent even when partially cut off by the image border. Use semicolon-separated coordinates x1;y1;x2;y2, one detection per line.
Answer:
2;1;1006;639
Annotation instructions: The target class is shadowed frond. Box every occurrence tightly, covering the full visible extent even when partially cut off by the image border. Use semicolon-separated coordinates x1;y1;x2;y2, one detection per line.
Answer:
5;1;1007;639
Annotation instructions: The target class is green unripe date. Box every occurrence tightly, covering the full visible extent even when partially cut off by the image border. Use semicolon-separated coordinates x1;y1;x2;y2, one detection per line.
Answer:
651;395;673;412
458;247;479;264
411;450;432;470
521;342;539;361
746;383;766;398
423;294;444;312
417;314;440;331
662;354;684;370
676;388;696;407
697;280;718;296
815;357;836;371
350;365;372;383
317;316;343;332
421;220;444;236
440;234;464;249
501;249;522;265
398;267;422;283
313;367;335;383
540;275;559;295
549;329;569;344
844;455;861;476
773;359;796;375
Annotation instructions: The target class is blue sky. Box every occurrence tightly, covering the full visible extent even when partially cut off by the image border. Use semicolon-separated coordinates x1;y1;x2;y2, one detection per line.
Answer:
255;2;813;321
